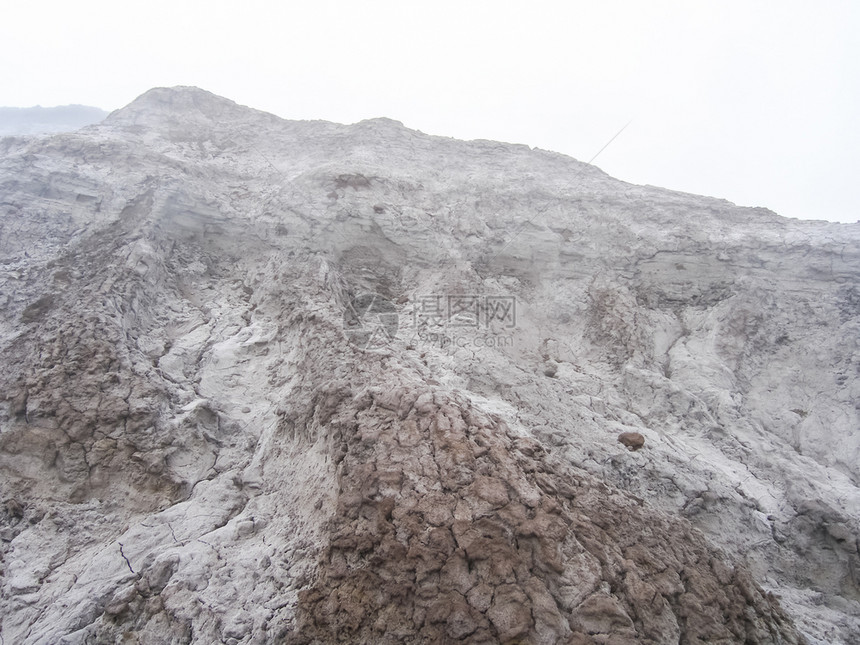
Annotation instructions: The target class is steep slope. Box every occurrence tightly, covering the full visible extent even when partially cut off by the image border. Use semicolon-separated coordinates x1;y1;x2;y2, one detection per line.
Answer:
0;86;857;643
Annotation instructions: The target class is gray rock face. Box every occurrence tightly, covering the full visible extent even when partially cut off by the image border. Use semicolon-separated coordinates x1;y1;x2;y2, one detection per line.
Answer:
0;86;858;643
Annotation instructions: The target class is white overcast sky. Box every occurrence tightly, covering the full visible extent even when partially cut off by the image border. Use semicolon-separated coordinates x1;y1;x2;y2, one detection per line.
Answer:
1;0;858;223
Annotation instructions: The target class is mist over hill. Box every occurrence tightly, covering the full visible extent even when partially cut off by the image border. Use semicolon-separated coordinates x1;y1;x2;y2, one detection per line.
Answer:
0;104;108;136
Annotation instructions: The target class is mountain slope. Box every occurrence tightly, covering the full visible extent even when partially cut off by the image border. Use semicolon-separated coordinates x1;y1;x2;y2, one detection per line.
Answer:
1;86;858;643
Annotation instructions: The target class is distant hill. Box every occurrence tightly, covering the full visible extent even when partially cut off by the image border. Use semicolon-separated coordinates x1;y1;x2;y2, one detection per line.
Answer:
0;104;108;135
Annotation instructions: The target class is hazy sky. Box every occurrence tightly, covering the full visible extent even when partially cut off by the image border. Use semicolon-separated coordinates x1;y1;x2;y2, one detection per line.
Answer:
2;1;858;223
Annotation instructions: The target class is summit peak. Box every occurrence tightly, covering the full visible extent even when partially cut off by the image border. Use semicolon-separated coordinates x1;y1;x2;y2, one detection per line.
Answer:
104;86;277;132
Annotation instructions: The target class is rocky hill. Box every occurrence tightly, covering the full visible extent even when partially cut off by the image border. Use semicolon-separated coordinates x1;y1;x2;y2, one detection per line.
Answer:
1;86;858;644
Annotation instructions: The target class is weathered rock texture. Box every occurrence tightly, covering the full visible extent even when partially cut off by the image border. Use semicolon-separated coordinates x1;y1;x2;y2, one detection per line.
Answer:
0;86;857;643
288;384;799;644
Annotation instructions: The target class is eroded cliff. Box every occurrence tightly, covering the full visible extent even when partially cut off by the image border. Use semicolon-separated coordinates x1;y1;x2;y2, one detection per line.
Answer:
1;87;858;643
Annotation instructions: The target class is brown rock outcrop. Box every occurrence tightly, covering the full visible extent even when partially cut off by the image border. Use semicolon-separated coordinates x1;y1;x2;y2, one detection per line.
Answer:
618;432;645;451
286;385;801;644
